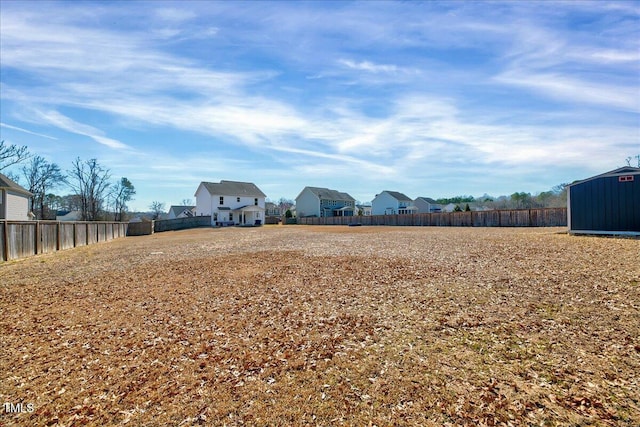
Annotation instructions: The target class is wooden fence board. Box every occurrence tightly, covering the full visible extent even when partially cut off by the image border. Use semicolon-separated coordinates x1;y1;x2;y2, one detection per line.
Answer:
97;223;107;242
60;223;75;250
86;224;97;244
39;223;58;254
75;223;87;247
127;221;154;236
6;223;35;260
106;223;114;241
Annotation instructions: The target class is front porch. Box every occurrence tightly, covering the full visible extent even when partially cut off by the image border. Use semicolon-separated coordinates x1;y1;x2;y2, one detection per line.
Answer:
232;205;265;226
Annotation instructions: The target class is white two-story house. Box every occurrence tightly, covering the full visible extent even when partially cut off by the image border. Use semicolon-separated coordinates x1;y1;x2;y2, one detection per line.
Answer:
371;191;418;215
195;180;266;226
295;186;355;218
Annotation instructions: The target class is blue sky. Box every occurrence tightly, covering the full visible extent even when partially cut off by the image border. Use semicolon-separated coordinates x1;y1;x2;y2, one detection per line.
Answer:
1;1;639;211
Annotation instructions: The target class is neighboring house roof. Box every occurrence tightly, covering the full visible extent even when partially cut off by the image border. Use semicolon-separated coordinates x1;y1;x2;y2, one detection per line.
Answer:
416;197;439;204
0;173;33;196
168;205;195;217
380;191;413;202
568;167;640;187
199;180;267;198
302;187;355;201
56;210;82;221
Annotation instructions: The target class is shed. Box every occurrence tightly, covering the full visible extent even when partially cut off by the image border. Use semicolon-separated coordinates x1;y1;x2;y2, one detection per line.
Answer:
567;167;640;236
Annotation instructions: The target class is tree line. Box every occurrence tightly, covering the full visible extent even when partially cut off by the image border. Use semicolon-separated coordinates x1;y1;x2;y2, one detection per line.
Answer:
1;141;135;221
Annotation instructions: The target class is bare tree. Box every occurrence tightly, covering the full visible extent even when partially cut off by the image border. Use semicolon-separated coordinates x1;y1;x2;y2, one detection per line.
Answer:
0;140;30;171
277;197;294;212
625;155;640;168
149;201;165;220
68;158;111;221
22;156;66;219
111;177;136;221
181;198;193;206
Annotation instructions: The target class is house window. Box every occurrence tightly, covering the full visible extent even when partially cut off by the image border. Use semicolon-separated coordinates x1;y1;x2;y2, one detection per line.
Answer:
219;196;224;205
237;197;241;202
254;198;258;206
229;213;233;221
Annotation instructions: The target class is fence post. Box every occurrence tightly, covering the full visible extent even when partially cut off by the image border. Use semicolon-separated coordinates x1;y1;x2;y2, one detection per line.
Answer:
35;221;41;255
2;221;8;262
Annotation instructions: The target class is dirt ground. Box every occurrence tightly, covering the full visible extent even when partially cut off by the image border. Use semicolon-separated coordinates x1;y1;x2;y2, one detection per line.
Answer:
1;225;639;426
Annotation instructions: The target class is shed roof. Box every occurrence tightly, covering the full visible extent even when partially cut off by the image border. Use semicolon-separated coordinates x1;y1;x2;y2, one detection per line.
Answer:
569;167;640;187
303;186;355;201
198;180;266;198
0;173;33;196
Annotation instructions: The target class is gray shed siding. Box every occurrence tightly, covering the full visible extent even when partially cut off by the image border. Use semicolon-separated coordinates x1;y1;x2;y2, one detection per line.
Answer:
569;170;640;233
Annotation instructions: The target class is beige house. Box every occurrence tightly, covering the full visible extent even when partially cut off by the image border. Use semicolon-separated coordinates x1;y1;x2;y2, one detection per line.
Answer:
0;173;33;220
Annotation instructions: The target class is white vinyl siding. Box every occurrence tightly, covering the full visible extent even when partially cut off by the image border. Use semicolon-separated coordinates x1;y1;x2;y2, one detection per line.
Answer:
3;190;30;220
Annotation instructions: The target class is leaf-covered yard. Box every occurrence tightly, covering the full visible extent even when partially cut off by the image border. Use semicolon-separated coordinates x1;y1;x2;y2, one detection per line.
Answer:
1;226;638;426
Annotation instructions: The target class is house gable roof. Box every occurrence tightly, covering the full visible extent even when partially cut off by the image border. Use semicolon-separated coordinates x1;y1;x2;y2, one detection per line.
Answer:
168;205;195;217
569;167;640;187
198;180;266;198
381;191;412;202
416;196;439;204
301;186;355;201
0;173;33;196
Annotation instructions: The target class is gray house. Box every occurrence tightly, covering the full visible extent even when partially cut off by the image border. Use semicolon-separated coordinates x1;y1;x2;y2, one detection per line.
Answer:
0;173;32;220
295;187;355;217
371;191;417;215
568;167;640;236
167;205;195;219
265;202;281;217
414;197;442;213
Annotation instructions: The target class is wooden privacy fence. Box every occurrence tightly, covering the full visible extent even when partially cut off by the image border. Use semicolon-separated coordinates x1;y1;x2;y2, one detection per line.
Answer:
154;216;211;233
127;216;212;236
297;208;567;227
0;221;128;262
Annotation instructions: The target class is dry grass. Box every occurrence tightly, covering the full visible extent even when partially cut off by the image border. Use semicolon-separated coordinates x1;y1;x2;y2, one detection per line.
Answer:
1;225;639;426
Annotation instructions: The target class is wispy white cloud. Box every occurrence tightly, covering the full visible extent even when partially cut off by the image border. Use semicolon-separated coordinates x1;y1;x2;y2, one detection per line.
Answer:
154;8;197;23
0;122;57;140
495;70;640;112
35;110;130;151
339;59;400;74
